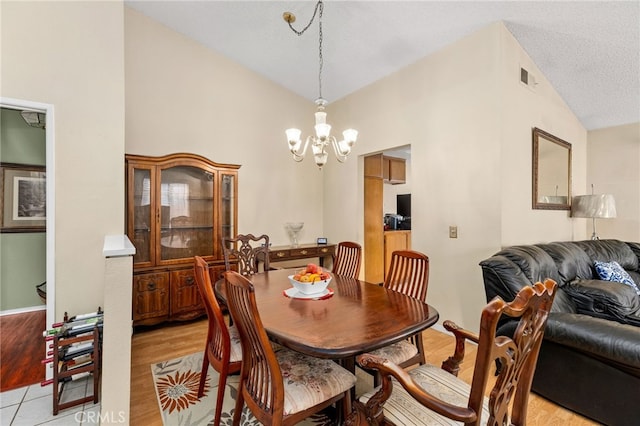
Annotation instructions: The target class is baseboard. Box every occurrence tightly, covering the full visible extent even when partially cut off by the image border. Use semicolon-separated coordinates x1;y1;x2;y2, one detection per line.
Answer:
0;305;46;317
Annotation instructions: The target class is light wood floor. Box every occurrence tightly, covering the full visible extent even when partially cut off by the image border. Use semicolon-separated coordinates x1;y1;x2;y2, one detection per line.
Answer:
130;318;598;425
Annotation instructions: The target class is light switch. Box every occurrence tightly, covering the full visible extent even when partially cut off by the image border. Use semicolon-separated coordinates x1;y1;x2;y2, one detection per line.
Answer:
449;226;458;239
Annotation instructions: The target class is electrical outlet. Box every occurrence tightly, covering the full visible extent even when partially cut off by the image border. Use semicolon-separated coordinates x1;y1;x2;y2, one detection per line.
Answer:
449;226;458;239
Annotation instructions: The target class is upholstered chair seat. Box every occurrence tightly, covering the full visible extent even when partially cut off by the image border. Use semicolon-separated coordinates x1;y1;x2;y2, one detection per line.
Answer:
226;325;243;363
358;363;491;425
274;349;356;416
365;340;418;366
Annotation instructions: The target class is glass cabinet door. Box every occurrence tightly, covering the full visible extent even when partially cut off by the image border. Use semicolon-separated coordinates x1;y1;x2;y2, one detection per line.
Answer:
130;166;154;265
220;173;236;246
158;165;215;263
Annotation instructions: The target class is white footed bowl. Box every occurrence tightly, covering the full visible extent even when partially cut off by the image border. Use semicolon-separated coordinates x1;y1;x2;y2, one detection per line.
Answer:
288;275;331;295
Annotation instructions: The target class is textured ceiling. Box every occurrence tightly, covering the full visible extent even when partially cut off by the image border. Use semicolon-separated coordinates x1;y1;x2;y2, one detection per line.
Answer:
126;1;640;131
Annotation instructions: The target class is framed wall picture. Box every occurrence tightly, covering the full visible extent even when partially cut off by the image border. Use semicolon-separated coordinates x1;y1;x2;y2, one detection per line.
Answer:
1;163;46;232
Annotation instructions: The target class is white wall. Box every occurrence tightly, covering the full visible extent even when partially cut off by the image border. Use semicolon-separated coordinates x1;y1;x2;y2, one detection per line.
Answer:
124;8;323;246
326;22;587;331
587;122;640;241
1;1;126;318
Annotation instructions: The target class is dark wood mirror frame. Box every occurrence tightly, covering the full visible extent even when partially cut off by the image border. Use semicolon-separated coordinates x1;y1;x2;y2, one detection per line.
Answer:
532;127;572;210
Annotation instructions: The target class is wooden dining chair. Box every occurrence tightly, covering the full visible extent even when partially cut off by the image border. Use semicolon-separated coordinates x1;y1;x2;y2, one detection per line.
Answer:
347;279;558;426
222;233;271;275
193;256;242;426
224;270;357;426
365;250;430;380
332;241;362;279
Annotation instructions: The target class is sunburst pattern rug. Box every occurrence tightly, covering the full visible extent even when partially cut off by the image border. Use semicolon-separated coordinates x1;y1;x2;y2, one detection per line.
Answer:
151;351;338;425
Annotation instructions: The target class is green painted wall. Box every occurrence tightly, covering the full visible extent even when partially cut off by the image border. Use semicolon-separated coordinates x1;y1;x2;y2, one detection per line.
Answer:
0;108;46;310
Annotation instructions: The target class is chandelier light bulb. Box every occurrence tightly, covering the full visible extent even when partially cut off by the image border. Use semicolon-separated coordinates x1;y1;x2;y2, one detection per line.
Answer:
286;128;302;144
315;123;331;139
343;129;358;143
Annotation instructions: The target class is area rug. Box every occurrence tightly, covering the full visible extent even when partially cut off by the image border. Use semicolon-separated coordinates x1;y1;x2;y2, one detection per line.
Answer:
151;351;338;425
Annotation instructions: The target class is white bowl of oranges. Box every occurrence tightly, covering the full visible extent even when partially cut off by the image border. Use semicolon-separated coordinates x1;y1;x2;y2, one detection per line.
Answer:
289;263;332;295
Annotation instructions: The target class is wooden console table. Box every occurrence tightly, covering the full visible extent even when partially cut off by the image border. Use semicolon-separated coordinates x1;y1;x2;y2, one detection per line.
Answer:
269;243;336;268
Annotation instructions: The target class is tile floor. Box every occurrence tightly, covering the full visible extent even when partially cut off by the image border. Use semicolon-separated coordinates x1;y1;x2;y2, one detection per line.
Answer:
0;377;100;425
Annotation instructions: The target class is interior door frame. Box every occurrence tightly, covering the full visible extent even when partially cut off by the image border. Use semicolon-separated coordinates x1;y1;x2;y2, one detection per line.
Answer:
1;97;56;372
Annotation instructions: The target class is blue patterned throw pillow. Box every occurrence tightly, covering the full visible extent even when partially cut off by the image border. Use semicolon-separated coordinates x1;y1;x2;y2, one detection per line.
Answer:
594;260;640;295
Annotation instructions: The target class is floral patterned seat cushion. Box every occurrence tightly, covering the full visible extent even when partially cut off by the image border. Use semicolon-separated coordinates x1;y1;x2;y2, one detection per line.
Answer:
365;340;418;365
228;324;243;363
358;363;491;425
275;348;356;416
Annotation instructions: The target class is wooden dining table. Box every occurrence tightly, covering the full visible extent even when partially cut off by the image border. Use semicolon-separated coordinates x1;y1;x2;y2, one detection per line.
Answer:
214;267;439;374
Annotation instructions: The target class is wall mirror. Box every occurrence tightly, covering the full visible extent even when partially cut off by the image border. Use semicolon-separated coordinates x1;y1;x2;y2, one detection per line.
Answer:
532;127;571;210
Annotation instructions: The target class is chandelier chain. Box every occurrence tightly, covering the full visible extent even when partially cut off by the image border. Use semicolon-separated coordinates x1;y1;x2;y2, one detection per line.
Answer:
318;3;323;100
285;0;324;100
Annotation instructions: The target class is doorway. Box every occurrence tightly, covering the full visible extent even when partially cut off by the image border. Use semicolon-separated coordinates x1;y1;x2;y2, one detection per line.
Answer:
363;146;411;284
0;97;56;382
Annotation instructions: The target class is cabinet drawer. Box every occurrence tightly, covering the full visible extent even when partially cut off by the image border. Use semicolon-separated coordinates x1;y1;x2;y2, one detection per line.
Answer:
271;249;291;260
170;269;204;316
318;246;333;256
132;272;169;321
290;247;318;257
134;272;169;293
171;269;197;289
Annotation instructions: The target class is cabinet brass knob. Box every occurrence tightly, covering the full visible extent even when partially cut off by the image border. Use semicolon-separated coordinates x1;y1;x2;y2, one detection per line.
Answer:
301;250;308;254
186;277;194;284
147;282;156;291
277;252;285;257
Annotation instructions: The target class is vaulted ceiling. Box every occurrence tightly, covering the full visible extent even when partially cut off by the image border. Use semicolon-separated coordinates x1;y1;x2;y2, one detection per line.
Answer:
126;1;640;131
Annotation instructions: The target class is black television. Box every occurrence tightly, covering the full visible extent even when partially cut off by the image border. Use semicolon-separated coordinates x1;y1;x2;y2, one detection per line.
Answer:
397;194;411;218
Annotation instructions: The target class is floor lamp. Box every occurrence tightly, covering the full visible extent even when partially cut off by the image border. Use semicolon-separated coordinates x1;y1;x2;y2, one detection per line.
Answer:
571;193;617;240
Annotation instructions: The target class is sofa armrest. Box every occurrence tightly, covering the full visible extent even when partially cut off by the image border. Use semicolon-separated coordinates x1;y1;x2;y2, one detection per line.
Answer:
564;279;640;321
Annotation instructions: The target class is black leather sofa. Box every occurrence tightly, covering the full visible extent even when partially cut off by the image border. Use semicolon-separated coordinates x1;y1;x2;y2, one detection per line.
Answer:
480;239;640;426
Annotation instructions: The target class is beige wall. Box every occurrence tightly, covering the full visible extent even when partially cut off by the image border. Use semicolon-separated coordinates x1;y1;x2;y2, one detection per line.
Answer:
326;23;588;330
124;8;326;246
587;122;640;241
498;24;588;244
1;1;126;318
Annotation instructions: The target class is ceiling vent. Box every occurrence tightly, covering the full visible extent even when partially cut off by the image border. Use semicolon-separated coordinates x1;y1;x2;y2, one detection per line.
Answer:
520;67;537;91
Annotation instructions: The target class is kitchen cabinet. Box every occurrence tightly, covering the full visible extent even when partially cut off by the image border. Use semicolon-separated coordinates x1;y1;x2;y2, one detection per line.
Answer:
384;230;412;277
364;155;385;284
126;153;239;326
364;153;406;184
383;155;406;184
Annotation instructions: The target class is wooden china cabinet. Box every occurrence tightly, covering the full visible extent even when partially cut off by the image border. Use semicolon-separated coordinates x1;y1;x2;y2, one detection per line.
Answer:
125;153;239;327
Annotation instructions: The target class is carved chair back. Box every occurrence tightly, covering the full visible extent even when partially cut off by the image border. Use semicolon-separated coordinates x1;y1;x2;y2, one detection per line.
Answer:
352;279;558;426
222;233;270;275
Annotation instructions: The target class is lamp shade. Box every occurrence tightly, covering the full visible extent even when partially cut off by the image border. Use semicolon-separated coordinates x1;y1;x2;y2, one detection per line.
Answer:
571;194;617;218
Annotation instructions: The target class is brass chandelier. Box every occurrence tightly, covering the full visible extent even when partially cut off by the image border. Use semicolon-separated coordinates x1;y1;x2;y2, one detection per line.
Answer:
283;0;358;169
